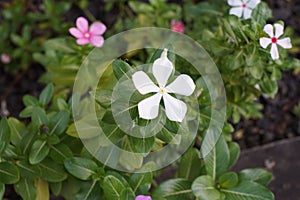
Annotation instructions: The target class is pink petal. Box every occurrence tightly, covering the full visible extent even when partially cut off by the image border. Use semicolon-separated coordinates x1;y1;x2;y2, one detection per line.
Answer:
76;38;90;45
90;22;107;35
90;35;104;47
270;43;279;60
69;28;83;38
76;17;89;32
277;38;292;49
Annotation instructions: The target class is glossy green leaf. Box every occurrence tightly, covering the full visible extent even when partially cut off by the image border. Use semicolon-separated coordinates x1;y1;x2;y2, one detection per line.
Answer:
50;143;73;164
239;168;273;186
221;181;275;200
192;175;222;200
252;2;273;26
8;117;28;146
102;173;128;200
23;95;39;107
74;180;101;200
219;172;239;189
16;160;40;179
129;1;154;13
0;162;20;184
204;135;230;180
29;140;50;164
227;142;240;169
39;83;54;106
0;117;10;154
120;188;136;200
38;159;68;182
49;182;62;196
0;183;4;200
31;106;48;126
64;157;98;180
153;178;194;200
49;110;70;135
129;172;153;194
112;60;132;80
177;148;203;181
14;178;36;200
260;75;278;98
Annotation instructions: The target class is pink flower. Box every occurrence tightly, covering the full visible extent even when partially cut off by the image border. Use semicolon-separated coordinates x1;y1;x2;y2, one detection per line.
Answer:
1;54;11;64
171;20;184;33
69;17;106;47
135;195;152;200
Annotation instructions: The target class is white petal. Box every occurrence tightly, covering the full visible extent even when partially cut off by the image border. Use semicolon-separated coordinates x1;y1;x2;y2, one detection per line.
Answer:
132;71;159;95
247;0;261;9
259;37;272;48
228;0;243;6
277;38;292;49
243;7;252;19
152;49;174;87
270;44;279;60
229;7;243;18
166;74;195;96
263;24;274;38
163;93;187;122
274;24;284;38
138;93;162;120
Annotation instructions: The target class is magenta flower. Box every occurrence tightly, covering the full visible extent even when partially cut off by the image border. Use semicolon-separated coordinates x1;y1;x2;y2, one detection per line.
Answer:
69;17;106;47
135;195;152;200
171;20;184;33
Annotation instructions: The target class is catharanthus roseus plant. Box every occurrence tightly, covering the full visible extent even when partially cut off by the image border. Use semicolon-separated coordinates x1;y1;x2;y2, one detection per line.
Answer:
0;0;299;200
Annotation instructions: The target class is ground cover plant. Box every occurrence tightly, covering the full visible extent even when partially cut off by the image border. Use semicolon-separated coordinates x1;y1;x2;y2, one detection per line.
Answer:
0;0;299;199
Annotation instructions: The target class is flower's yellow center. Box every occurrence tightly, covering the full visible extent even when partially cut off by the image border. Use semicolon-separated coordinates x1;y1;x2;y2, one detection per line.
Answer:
159;87;165;94
84;33;90;38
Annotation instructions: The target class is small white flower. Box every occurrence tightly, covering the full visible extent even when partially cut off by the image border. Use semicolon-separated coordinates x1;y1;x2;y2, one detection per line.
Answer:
228;0;261;19
132;49;196;122
259;24;292;60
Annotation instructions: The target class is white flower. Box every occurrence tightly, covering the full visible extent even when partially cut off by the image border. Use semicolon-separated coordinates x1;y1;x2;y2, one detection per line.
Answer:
228;0;261;19
259;24;292;60
132;49;196;122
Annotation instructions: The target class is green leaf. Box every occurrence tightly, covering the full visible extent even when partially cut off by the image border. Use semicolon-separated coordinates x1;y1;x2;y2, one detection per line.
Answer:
219;172;239;189
0;162;20;184
153;178;194;200
14;178;36;200
39;83;54;106
38;159;68;182
50;143;73;164
102;173;128;200
23;95;39;106
112;60;132;80
239;169;273;186
49;110;70;135
74;180;101;200
45;38;75;53
49;182;62;196
128;1;154;13
0;117;10;154
221;181;275;200
8;117;28;146
129;172;153;194
204;135;230;180
16;160;40;179
192;175;222;200
64;157;98;180
29;140;50;164
31;106;48;126
227;142;240;169
0;183;4;200
252;2;273;26
260;75;278;98
177;148;203;181
120;188;136;200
